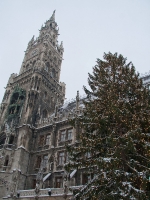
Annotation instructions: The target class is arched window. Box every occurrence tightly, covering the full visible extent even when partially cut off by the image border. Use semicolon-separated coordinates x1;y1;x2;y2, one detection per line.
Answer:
43;109;48;118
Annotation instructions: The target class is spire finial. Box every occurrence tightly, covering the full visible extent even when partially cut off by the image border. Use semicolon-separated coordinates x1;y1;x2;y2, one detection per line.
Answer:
50;10;56;21
76;91;80;111
60;41;63;48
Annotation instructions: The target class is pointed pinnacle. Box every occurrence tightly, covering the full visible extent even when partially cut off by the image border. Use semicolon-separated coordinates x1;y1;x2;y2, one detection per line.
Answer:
50;10;56;21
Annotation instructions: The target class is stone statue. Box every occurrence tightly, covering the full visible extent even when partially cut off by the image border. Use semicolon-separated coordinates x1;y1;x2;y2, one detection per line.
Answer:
20;132;27;147
41;59;45;70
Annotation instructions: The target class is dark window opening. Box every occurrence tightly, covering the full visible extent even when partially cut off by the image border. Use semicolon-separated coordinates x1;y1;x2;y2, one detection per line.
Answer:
10;92;19;104
34;93;38;100
29;103;33;108
4;156;9;167
82;174;93;185
44;92;47;99
0;135;6;145
32;179;36;189
17;106;20;113
10;99;16;104
13;92;19;100
19;95;24;100
39;135;45;147
35;156;41;169
9;135;14;145
31;92;34;97
9;107;15;114
43;109;48;118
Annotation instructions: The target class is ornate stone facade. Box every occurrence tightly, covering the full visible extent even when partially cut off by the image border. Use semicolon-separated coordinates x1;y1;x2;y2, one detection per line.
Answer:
0;11;84;199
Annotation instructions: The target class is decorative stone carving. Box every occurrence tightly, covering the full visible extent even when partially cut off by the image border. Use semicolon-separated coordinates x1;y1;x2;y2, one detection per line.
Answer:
41;59;45;70
20;131;27;147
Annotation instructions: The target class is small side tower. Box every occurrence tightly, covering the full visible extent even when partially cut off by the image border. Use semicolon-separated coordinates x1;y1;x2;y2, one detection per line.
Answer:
0;11;65;198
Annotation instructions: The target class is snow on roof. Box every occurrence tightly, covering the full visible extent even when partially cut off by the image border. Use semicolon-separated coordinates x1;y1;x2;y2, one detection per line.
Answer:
70;169;77;178
43;173;51;182
103;158;111;162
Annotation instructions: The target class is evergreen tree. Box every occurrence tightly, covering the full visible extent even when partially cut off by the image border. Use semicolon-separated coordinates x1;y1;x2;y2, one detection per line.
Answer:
66;52;150;200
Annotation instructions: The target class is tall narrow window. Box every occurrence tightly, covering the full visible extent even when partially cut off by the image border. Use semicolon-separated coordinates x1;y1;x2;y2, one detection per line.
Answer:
39;135;44;147
0;134;6;145
43;155;48;168
44;91;47;99
67;129;73;140
43;109;47;118
55;177;63;188
60;130;66;141
66;152;69;163
9;135;14;144
45;135;51;145
51;68;55;78
36;156;41;168
32;179;36;189
4;155;9;167
58;152;65;165
82;174;88;185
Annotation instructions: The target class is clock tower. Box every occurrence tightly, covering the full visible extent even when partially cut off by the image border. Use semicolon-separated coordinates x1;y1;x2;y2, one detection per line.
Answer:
0;10;65;128
0;11;66;197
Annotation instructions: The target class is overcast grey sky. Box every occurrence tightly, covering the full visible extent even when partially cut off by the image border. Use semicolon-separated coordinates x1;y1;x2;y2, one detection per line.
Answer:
0;0;150;103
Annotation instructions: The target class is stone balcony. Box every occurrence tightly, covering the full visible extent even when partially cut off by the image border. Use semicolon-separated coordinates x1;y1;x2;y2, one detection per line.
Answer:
3;188;73;200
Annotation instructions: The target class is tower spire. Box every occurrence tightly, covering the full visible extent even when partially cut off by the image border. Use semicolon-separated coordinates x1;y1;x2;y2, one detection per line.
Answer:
50;10;56;21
